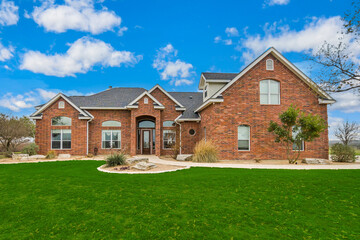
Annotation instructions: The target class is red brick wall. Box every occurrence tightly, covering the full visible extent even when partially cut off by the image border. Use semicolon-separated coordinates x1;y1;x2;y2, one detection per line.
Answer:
200;53;329;160
87;110;131;155
35;97;87;155
180;121;200;154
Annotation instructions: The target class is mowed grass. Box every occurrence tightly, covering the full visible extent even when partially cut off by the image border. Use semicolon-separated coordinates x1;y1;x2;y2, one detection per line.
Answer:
0;161;359;239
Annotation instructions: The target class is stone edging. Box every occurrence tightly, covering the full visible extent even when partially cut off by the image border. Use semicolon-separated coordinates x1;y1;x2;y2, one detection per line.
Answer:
97;164;191;174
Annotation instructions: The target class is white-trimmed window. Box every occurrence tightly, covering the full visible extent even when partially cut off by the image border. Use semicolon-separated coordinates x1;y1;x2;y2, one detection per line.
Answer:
266;59;274;70
58;101;65;109
163;130;176;149
238;125;250;151
292;127;304;151
204;85;208;98
102;121;121;127
51;129;71;149
144;97;148;104
163;121;175;127
52;116;71;126
102;130;121;149
260;80;280;105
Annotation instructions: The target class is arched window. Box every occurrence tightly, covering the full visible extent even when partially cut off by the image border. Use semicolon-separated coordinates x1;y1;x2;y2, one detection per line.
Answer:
163;121;175;127
238;125;250;151
51;116;71;126
58;101;65;109
266;59;274;70
260;80;280;105
138;120;155;128
102;121;121;127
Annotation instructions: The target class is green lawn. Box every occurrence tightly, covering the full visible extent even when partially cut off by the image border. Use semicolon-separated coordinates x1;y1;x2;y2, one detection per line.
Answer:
0;161;359;239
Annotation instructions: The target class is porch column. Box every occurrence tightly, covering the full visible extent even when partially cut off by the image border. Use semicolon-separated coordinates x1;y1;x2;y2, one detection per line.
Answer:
130;110;137;156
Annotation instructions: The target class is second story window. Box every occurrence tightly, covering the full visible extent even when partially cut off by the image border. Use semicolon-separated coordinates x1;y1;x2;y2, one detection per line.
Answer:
204;85;208;98
58;101;65;109
260;80;280;105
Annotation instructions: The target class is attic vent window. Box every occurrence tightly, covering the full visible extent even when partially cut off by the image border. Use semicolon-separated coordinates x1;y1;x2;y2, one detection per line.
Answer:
58;101;65;109
144;97;148;104
266;59;274;70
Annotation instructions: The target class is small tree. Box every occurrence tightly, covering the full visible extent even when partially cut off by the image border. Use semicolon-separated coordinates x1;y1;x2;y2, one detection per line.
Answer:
0;114;35;153
268;105;327;164
334;121;359;145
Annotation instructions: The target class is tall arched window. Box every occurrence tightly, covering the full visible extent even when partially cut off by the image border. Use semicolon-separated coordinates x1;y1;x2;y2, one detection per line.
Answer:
102;121;121;127
51;116;71;126
138;120;155;128
260;80;280;105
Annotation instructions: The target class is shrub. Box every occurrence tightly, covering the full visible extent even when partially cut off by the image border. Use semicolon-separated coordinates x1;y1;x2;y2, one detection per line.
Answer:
21;143;39;156
46;150;57;159
106;153;127;167
331;143;356;162
192;140;218;163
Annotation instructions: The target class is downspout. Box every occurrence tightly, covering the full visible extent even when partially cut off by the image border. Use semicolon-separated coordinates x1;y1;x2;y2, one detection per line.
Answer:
86;118;93;155
175;118;182;155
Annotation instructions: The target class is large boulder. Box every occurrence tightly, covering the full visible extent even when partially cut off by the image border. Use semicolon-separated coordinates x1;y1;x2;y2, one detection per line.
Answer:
131;161;157;171
176;154;192;161
12;153;29;161
126;157;149;165
28;155;46;160
302;158;329;165
58;154;71;159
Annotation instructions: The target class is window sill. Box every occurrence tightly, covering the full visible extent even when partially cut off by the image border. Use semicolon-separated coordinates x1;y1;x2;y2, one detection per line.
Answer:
260;104;280;106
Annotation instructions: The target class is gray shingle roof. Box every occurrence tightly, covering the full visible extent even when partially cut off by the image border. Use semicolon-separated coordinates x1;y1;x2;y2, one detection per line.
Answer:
168;92;203;119
202;72;238;80
68;87;146;108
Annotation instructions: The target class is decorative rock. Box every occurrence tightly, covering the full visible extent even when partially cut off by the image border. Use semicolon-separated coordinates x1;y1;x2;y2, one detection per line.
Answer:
12;153;29;161
58;154;71;159
302;158;329;165
28;155;46;160
131;161;157;171
126;157;149;165
176;154;193;161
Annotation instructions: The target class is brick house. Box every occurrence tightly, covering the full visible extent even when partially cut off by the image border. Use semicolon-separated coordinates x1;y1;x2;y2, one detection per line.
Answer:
30;48;335;160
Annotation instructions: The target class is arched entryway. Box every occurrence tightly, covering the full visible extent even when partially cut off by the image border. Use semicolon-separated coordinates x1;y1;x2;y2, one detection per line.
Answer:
137;116;156;155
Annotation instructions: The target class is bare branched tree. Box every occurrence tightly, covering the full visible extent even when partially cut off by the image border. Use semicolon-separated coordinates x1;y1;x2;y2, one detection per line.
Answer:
334;121;359;145
0;114;35;152
309;0;360;93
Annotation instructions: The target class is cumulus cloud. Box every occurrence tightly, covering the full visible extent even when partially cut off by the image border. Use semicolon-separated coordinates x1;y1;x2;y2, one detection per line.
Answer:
0;88;93;112
239;16;359;63
0;41;14;61
0;0;18;26
329;91;360;113
153;44;194;86
30;0;122;34
265;0;290;6
328;116;344;140
20;36;142;77
225;27;239;37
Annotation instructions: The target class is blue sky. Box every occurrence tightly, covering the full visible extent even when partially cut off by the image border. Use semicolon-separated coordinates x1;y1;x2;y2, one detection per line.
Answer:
0;0;358;139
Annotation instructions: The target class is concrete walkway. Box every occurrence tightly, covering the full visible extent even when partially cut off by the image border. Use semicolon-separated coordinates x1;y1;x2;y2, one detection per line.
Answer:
142;155;360;170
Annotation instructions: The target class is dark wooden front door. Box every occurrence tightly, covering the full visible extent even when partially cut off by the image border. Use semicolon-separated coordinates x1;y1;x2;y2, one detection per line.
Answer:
142;130;151;154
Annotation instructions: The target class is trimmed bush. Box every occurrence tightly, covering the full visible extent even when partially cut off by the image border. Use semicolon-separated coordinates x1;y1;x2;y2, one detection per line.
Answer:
46;150;57;159
21;143;39;156
106;153;127;167
192;140;218;163
331;143;356;162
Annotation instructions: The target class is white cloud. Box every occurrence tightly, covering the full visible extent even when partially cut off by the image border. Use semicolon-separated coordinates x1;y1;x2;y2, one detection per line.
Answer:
214;36;233;46
0;88;93;112
214;36;222;43
328;116;344;140
265;0;290;6
20;36;142;77
0;41;14;61
329;91;360;113
0;0;18;26
153;44;194;86
30;0;122;34
225;27;239;37
224;39;233;45
240;16;358;63
118;26;128;36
